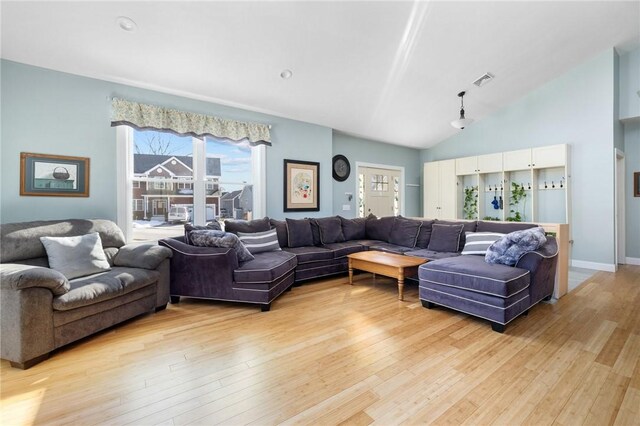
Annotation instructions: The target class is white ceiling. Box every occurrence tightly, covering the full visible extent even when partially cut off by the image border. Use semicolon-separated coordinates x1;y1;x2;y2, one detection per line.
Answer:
2;1;639;149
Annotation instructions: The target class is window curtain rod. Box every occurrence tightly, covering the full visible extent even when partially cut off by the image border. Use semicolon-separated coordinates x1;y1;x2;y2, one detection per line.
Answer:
110;97;271;146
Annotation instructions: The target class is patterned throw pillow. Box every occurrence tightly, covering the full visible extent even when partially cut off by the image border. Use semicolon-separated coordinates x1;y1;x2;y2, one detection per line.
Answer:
184;222;221;245
188;230;255;262
237;229;281;254
485;227;547;266
461;232;505;255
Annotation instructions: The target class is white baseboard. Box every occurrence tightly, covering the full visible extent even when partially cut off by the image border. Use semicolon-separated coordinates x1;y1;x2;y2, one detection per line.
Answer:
625;257;640;266
570;260;617;272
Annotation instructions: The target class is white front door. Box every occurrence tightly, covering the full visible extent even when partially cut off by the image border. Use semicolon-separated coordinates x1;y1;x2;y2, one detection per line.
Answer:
359;166;401;217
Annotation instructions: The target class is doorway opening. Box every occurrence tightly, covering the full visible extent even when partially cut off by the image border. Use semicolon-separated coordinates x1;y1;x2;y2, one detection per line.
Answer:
356;163;404;218
615;149;626;266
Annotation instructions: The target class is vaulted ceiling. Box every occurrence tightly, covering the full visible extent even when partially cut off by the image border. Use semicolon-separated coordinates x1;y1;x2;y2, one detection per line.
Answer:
2;1;639;148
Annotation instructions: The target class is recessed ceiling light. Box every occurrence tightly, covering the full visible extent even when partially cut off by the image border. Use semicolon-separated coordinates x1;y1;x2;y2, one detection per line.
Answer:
280;69;293;79
116;16;137;32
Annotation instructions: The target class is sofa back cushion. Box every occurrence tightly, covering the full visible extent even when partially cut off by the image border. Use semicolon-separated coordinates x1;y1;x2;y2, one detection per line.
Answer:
0;219;126;264
436;220;477;251
476;221;537;233
315;216;345;244
189;230;255;262
427;224;464;253
388;217;422;248
269;218;289;248
237;229;281;254
224;217;271;235
365;215;395;242
415;219;436;248
40;232;111;279
309;220;322;246
339;216;366;240
286;218;314;248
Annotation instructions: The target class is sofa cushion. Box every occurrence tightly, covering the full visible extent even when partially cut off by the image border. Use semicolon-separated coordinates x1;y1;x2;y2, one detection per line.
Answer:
485;227;547;266
436;220;477;251
461;232;505;256
365;216;395;242
369;243;414;255
415;220;436;248
237;229;281;254
184;222;222;244
427;224;464;253
476;221;537;233
40;233;111;280
269;218;289;248
224;217;271;235
53;267;160;311
0;219;126;264
339;216;366;240
350;239;384;248
322;241;365;258
405;249;461;261
315;216;345;244
309;219;322;246
388;217;422;248
419;255;530;298
233;250;297;284
189;230;254;262
283;246;333;263
285;218;314;247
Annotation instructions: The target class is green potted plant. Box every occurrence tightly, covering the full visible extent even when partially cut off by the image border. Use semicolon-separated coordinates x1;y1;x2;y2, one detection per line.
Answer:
463;186;478;220
507;182;527;222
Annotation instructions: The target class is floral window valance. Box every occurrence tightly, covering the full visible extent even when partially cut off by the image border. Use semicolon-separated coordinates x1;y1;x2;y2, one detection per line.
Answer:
110;98;271;146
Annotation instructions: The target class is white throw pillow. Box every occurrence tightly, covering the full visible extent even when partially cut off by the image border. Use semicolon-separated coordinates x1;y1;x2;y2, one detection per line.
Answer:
40;232;111;279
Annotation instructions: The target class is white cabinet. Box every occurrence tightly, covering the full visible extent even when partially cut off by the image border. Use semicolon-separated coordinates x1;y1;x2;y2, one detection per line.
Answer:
532;144;566;169
503;149;532;171
424;159;456;219
456;153;502;175
477;153;503;173
455;156;478;176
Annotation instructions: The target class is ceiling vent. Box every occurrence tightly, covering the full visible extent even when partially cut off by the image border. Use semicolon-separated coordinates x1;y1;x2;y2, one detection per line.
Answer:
472;72;494;87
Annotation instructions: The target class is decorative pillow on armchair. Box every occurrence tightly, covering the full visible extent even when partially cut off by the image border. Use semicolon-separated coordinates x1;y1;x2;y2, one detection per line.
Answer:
485;227;547;266
188;230;255;262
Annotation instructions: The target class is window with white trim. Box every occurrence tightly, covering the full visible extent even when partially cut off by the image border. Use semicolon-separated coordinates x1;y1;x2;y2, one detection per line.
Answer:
118;128;265;242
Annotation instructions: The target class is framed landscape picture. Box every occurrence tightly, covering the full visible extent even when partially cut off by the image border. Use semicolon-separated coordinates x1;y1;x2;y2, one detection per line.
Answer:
20;152;90;197
284;159;319;212
635;172;640;197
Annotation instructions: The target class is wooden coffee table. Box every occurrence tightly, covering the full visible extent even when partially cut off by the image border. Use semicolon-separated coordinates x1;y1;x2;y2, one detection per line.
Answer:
347;251;427;301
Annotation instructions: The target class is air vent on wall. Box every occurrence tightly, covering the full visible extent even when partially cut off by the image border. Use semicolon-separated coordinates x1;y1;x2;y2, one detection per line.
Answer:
473;72;494;87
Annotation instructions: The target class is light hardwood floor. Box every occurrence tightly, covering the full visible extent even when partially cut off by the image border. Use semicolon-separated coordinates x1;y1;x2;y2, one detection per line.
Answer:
1;266;639;425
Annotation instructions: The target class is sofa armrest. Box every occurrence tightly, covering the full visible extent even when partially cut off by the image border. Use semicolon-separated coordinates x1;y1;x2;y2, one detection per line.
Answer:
158;238;239;298
0;263;69;296
113;244;173;270
515;237;559;302
1;265;57;365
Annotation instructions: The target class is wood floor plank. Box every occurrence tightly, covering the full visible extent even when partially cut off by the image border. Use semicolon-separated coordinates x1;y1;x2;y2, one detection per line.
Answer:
0;266;638;426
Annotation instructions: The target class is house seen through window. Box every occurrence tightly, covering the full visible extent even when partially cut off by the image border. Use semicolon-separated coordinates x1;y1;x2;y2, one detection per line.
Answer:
130;129;254;241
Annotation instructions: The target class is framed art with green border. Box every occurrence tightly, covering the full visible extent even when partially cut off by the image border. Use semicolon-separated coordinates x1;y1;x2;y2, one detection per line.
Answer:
20;152;90;197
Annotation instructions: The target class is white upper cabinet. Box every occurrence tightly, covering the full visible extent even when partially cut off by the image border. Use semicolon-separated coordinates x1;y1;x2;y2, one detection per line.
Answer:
532;144;566;169
456;153;503;175
477;153;503;173
503;149;532;171
455;156;478;176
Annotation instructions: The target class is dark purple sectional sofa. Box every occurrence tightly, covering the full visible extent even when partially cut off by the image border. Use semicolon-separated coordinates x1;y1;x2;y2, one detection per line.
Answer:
160;216;558;331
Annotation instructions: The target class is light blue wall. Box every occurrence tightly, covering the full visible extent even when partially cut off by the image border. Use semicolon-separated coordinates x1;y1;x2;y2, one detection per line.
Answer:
332;132;422;218
624;122;640;259
421;49;617;266
0;60;333;223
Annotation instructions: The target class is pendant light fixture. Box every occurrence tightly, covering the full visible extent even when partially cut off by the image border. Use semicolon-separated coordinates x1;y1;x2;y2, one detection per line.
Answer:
451;91;474;129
